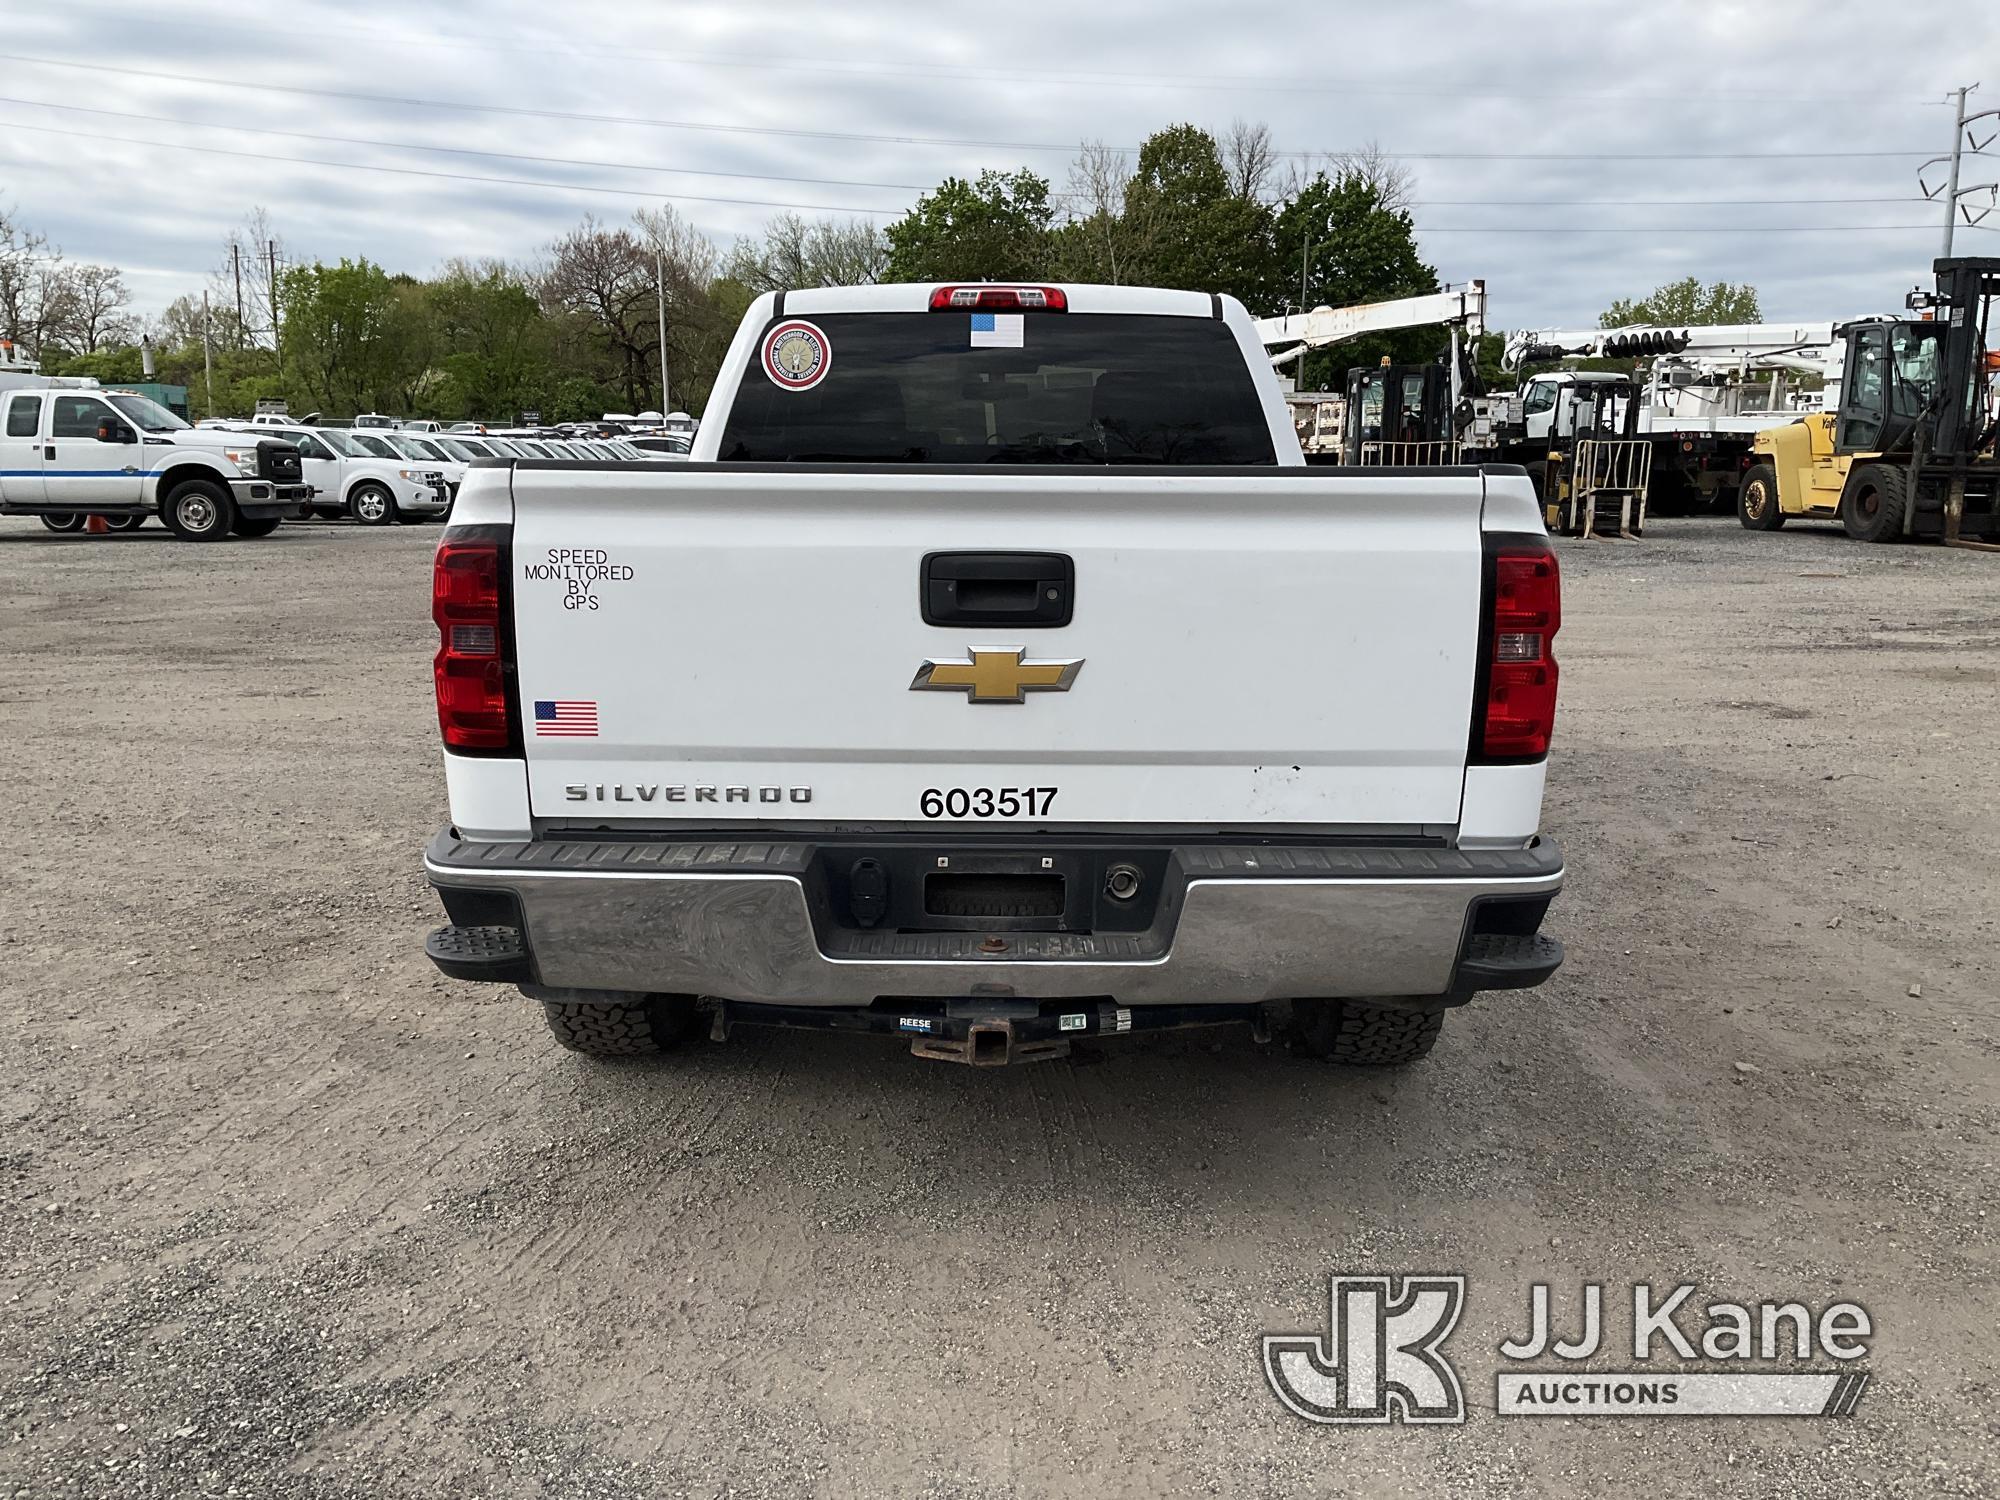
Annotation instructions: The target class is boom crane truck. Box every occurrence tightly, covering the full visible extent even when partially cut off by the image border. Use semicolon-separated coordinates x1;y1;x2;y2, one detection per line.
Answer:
1502;321;1843;519
1258;286;1654;538
1254;283;1501;464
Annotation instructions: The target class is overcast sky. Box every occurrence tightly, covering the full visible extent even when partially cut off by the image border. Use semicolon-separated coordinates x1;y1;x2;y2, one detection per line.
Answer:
0;0;1993;333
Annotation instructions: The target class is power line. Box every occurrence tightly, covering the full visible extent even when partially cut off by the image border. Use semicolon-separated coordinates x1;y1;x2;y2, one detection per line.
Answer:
0;93;1940;212
0;93;934;193
2;113;1976;240
0;53;1956;162
1415;196;1934;207
1416;223;1978;233
45;3;1934;108
4;113;1966;237
0;117;905;215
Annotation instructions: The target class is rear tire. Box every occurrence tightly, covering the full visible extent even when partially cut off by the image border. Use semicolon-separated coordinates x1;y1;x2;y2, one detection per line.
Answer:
1842;464;1908;542
541;993;698;1057
1738;463;1785;530
1289;999;1444;1067
1523;461;1549;504
349;483;397;526
40;513;84;533
161;479;235;542
103;514;145;532
230;515;283;538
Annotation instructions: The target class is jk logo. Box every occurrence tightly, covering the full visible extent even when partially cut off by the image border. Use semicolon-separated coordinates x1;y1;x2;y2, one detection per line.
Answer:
1263;1275;1467;1425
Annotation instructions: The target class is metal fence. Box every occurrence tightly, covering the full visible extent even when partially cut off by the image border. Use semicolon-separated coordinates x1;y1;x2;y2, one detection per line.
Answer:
1570;438;1653;538
1358;440;1464;467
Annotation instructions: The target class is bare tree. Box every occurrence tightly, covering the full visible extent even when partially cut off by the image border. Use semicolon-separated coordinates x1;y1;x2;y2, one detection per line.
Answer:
151;293;208;351
633;203;718;290
60;263;135;353
1052;141;1148;285
0;207;74;357
539;214;663;409
1222;118;1281;204
153;290;251;351
1328;140;1416;213
805;217;887;287
724;213;885;292
214;206;286;350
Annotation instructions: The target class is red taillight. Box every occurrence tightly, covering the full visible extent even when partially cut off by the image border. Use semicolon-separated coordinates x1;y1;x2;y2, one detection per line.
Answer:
433;530;514;752
928;285;1068;312
1479;541;1561;760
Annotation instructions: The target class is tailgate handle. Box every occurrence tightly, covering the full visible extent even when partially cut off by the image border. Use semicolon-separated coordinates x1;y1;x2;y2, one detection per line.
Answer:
922;552;1074;628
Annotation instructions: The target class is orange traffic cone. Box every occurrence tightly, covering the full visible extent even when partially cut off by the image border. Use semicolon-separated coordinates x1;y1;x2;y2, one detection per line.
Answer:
85;514;109;535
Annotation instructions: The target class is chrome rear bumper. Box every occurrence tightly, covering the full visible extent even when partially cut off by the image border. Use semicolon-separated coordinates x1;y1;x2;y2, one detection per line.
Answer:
424;829;1563;1006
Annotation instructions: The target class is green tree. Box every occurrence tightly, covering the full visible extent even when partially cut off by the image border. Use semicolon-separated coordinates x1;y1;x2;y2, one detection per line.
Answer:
276;258;410;414
43;345;146;383
882;169;1054;283
1272;172;1439;389
428;259;549;420
1111;124;1276;305
1601;277;1761;328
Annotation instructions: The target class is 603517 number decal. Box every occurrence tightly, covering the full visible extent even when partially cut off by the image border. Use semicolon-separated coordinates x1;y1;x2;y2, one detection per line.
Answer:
919;787;1058;819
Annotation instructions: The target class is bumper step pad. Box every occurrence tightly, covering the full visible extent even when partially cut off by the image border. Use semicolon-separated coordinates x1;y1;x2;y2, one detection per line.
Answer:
425;924;534;984
1456;932;1564;992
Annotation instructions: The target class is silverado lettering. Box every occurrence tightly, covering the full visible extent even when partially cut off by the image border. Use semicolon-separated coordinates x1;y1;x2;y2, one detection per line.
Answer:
563;785;812;803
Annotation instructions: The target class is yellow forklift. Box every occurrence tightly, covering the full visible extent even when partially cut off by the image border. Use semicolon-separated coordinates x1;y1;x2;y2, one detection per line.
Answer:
1531;374;1652;540
1740;257;2000;547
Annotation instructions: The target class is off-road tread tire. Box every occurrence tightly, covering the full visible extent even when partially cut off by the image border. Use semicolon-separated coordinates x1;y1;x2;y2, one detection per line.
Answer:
1843;464;1908;543
1291;999;1444;1067
541;995;696;1057
1738;463;1785;530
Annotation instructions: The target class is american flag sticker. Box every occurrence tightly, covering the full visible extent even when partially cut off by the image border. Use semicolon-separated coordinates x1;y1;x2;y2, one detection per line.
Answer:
533;699;599;737
969;312;1024;349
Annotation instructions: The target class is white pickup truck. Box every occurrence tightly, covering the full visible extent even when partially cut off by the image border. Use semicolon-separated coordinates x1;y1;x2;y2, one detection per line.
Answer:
421;283;1566;1068
0;383;311;540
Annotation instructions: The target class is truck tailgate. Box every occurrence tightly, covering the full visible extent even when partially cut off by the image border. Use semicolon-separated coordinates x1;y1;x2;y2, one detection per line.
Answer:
509;466;1487;829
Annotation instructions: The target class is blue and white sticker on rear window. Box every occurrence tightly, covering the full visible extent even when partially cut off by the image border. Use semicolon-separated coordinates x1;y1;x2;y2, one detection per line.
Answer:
762;319;831;391
970;312;1024;349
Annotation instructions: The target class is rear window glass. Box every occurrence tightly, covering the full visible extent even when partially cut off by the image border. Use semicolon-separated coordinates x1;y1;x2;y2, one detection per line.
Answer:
716;311;1276;465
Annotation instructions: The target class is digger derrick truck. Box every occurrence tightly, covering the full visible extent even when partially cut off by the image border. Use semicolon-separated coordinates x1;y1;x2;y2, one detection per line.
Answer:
1254;284;1494;463
1740;257;2000;547
1501;322;1845;522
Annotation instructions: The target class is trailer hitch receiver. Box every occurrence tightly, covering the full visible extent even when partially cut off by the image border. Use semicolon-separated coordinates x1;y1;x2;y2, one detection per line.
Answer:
911;1018;1071;1067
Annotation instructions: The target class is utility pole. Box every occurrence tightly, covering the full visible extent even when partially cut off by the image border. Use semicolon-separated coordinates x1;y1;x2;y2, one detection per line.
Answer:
202;291;215;419
266;240;281;376
1299;233;1313;311
231;241;244;341
655;246;670;415
1941;86;1968;257
1922;84;1999;258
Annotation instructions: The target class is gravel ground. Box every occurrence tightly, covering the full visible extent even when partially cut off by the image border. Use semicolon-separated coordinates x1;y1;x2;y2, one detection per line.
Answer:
1;513;1995;1498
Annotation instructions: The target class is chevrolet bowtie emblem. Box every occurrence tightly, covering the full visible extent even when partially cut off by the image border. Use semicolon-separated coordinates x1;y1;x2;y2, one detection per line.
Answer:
910;646;1084;704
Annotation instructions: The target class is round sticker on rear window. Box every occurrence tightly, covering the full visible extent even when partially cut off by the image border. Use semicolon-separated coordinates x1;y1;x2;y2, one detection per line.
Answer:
761;319;831;392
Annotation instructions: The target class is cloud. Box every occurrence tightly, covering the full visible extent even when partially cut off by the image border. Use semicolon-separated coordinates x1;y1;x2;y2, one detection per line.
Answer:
0;0;1991;330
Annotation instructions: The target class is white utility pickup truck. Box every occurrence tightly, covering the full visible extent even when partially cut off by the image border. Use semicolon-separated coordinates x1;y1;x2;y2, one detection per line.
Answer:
0;383;311;540
422;283;1566;1068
